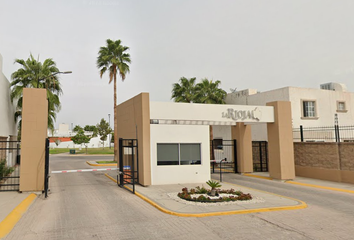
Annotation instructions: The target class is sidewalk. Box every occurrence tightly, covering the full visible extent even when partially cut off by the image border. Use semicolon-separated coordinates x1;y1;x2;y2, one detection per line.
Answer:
0;192;32;224
246;172;354;193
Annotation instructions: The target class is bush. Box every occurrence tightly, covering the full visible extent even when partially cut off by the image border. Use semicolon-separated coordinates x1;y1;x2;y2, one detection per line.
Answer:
0;159;14;180
177;187;252;203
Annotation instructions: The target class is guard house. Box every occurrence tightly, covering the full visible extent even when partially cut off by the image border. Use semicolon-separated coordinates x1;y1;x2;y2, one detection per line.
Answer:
116;93;295;186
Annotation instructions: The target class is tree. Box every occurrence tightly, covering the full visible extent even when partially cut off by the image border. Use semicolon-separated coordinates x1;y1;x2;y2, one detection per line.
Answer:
73;125;82;132
96;118;112;149
10;54;63;138
84;125;98;137
195;79;227;104
71;128;90;154
171;77;197;103
97;39;131;160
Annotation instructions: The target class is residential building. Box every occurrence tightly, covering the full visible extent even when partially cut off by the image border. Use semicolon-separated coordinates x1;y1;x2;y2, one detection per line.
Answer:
214;83;354;141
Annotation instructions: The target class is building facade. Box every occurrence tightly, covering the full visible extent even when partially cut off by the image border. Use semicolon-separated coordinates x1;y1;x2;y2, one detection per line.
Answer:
0;54;17;139
220;83;354;141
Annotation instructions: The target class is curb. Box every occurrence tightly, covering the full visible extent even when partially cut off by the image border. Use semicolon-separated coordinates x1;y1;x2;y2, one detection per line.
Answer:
0;193;37;239
244;173;354;194
86;161;117;167
104;174;307;218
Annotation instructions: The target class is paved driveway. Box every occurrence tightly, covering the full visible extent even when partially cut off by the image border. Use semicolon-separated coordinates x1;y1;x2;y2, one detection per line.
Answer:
5;155;354;240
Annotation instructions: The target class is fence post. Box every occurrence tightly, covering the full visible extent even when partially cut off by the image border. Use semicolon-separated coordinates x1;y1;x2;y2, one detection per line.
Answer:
300;125;304;142
233;139;237;173
44;138;49;198
118;138;124;187
335;114;340;143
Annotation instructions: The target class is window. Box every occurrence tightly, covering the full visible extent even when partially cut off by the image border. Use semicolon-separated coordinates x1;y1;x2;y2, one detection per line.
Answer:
337;101;346;112
302;101;316;118
212;139;223;150
157;143;201;166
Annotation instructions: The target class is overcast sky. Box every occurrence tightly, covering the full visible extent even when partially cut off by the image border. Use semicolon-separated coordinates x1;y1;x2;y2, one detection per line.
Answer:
1;0;354;128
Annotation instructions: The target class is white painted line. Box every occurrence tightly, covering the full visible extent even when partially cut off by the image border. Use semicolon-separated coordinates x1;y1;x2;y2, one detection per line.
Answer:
51;168;119;173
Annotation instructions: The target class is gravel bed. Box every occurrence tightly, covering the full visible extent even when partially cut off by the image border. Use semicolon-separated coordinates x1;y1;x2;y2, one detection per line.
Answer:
167;192;265;206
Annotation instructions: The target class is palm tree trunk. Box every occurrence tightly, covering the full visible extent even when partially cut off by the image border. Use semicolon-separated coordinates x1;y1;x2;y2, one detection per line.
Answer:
114;71;118;162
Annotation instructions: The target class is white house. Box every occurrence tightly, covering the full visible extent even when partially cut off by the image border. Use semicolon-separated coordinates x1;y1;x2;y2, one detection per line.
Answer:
217;83;354;141
0;54;17;139
0;54;17;166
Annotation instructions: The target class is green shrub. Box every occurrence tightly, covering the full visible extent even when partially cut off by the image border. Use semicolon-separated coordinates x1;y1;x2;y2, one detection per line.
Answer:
0;159;14;180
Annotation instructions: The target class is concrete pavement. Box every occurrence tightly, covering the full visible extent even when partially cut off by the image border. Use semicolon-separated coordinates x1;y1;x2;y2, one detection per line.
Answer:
1;155;354;239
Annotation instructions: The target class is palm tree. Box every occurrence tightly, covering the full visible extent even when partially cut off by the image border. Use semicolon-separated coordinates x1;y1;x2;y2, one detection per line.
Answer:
195;79;227;104
97;39;131;161
171;77;197;103
10;54;62;138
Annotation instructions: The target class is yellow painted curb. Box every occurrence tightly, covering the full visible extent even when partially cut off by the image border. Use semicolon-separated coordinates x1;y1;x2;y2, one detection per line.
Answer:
0;193;37;239
286;181;354;194
243;173;273;180
86;161;117;167
104;174;307;218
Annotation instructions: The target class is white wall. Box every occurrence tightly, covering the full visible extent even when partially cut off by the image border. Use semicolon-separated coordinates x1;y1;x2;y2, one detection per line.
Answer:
50;135;113;149
0;54;16;138
150;124;210;185
226;85;354;141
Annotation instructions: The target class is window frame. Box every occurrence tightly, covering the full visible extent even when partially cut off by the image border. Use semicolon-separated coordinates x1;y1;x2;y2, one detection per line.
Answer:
337;101;347;113
156;143;202;166
301;99;318;119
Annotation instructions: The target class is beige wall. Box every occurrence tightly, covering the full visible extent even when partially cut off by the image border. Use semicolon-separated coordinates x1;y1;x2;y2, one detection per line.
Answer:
20;88;48;192
267;101;295;180
294;142;354;184
231;123;253;173
116;93;151;186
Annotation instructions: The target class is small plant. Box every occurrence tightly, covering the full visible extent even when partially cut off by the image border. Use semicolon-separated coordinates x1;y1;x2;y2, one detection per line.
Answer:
206;180;222;196
195;186;208;194
0;159;14;180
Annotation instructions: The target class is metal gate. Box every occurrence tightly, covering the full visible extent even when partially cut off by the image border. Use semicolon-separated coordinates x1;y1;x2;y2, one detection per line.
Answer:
0;140;21;192
252;141;268;172
118;138;138;193
210;139;237;174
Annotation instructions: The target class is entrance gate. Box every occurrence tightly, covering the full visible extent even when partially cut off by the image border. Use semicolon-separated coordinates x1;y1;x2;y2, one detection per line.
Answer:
252;141;268;172
0;140;21;192
210;139;237;174
118;138;138;193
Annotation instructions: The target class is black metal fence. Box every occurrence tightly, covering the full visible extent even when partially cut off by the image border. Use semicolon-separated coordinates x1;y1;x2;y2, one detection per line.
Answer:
210;139;237;175
0;141;21;192
118;138;138;194
293;125;354;142
252;141;268;172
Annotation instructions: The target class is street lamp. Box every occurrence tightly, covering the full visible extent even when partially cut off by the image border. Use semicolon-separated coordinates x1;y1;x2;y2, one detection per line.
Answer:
37;71;72;88
108;114;111;149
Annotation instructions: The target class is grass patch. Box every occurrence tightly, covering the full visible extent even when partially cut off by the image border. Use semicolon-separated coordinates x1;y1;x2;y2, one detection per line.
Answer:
96;161;116;164
49;147;114;155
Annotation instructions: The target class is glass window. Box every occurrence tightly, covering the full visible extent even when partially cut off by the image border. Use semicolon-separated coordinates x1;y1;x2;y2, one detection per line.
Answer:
180;144;201;165
338;102;346;111
157;143;201;166
303;101;316;117
157;144;179;165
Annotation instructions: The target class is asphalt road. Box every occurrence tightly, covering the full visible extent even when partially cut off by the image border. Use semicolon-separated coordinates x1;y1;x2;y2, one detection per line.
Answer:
5;155;354;240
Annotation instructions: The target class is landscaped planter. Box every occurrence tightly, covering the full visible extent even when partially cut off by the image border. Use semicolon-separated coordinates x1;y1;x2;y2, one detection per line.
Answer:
177;186;252;203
